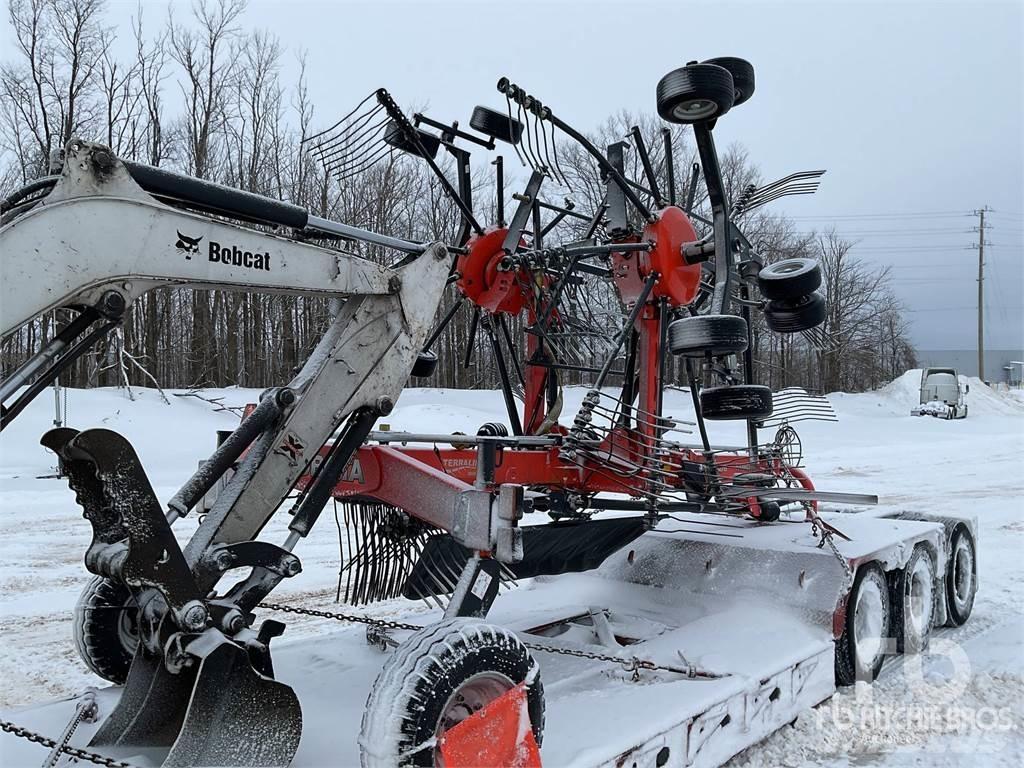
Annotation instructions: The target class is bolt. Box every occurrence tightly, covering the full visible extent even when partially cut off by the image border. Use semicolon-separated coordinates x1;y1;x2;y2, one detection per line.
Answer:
181;602;208;631
92;148;115;173
388;275;402;293
99;291;126;318
275;387;297;407
222;609;246;634
375;396;394;416
434;244;449;261
215;550;235;570
283;557;302;577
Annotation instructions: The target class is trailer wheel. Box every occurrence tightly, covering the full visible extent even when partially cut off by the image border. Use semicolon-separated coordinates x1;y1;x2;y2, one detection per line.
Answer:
360;618;544;767
835;562;891;685
891;545;936;653
656;63;735;124
703;57;755;106
72;576;139;685
470;105;524;145
945;524;977;626
764;292;826;333
700;385;773;421
383;120;441;159
667;314;748;357
757;258;822;301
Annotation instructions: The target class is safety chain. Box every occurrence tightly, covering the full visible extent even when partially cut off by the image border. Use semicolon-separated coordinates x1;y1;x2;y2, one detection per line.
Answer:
0;718;137;768
258;602;716;680
258;601;423;632
811;519;855;590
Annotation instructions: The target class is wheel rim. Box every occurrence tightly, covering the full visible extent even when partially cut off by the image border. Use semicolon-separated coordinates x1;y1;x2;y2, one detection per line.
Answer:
906;555;934;638
672;99;718;120
853;576;885;668
435;671;515;759
952;536;975;611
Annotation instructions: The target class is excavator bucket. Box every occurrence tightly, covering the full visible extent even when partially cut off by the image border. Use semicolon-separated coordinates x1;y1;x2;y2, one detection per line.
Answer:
89;638;301;768
43;426;303;767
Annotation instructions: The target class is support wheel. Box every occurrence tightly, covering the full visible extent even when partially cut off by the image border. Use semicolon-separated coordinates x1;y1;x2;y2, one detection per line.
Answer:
891;545;936;653
73;576;139;684
668;314;748;357
757;258;822;300
764;292;826;333
360;618;545;767
657;63;735;124
384;121;440;159
700;385;773;421
703;57;755;105
945;523;977;626
469;106;523;145
836;562;891;685
411;349;438;378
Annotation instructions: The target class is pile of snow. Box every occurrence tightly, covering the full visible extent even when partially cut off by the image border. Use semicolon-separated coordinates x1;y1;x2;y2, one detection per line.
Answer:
829;369;1024;418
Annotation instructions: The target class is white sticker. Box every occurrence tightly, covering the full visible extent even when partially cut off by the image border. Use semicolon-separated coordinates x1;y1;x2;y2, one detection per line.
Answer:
470;569;493;600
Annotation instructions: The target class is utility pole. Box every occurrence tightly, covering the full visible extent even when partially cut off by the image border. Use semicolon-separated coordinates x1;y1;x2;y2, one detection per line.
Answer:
973;207;992;381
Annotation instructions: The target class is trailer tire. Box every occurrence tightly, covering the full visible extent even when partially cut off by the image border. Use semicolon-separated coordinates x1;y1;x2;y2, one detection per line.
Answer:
360;618;545;767
945;524;977;626
72;576;139;685
703;57;755;106
656;63;735;124
699;385;773;421
470;105;523;145
667;314;748;357
836;562;891;686
757;258;822;300
764;292;826;333
891;544;936;653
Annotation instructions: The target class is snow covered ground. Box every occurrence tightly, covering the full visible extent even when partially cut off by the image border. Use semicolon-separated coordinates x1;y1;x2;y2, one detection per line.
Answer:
0;372;1021;766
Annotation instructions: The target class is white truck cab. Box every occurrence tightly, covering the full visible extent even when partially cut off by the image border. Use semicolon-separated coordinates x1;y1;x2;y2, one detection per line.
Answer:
912;367;969;419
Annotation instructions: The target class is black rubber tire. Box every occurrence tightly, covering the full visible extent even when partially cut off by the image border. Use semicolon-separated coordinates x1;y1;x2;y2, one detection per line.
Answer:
945;523;977;627
411;349;438;378
360;618;545;767
477;422;509;437
656;63;735;124
891;544;937;654
469;106;523;145
699;385;773;421
72;576;139;685
757;258;822;300
703;57;755;106
835;562;891;686
667;314;748;358
765;292;826;333
383;121;440;160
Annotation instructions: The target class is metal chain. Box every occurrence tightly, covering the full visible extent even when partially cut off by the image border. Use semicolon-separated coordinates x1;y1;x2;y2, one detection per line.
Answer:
1;719;137;768
258;601;423;632
257;602;712;679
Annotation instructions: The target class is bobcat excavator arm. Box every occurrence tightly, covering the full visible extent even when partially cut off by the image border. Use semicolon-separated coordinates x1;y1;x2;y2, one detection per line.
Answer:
0;140;454;766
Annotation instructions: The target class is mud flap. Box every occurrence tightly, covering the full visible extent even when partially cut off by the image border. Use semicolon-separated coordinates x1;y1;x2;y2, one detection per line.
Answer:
91;635;301;767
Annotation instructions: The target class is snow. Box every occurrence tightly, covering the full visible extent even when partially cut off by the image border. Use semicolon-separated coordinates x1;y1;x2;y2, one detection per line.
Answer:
1;372;1022;766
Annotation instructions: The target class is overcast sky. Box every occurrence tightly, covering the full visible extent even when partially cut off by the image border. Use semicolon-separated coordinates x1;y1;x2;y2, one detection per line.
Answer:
4;0;1021;350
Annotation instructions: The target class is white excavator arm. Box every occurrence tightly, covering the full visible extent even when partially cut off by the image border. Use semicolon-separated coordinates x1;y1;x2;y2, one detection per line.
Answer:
0;140;460;766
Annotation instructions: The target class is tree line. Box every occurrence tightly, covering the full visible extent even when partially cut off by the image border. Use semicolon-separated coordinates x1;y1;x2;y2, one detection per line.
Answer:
1;0;916;400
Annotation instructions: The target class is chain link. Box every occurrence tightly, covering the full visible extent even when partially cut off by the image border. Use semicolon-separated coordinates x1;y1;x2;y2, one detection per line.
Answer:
1;719;137;768
257;602;712;679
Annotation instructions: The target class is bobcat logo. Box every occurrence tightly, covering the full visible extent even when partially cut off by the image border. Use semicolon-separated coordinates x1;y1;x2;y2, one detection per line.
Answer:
175;231;203;259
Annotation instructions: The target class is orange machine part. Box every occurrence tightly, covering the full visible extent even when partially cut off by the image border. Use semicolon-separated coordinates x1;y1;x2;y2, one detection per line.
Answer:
438;683;542;768
456;227;527;315
642;205;702;307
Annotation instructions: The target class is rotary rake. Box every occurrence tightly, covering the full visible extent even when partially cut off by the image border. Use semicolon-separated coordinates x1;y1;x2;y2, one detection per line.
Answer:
0;57;979;768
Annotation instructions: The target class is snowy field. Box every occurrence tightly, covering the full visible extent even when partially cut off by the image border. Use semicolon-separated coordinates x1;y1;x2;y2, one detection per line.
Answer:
0;372;1021;766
